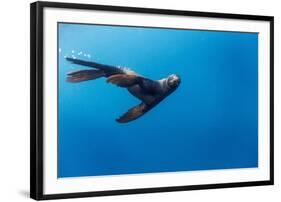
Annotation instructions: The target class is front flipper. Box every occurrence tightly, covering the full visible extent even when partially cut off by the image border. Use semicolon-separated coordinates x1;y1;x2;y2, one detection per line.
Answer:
117;103;150;123
107;74;140;87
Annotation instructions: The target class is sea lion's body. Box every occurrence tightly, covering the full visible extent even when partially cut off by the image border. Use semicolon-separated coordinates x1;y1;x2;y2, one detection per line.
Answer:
66;57;181;123
128;79;163;105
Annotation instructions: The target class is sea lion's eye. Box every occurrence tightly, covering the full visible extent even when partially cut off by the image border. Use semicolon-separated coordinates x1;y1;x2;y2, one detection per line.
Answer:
168;77;176;87
167;75;180;88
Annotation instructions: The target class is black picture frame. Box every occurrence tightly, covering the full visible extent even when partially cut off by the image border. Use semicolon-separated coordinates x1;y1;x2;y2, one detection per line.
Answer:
30;1;274;200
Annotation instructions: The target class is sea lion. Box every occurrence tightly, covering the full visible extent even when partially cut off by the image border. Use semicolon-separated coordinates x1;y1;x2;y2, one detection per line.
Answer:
66;57;181;123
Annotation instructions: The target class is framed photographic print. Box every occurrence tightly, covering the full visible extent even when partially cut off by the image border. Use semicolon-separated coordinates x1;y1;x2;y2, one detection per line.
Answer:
30;1;274;200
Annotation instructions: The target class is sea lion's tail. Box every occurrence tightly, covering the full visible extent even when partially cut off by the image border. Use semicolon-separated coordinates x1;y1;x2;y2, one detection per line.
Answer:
66;69;105;83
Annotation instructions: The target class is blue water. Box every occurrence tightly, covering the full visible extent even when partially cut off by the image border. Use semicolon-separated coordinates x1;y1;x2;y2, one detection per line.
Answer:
58;23;258;178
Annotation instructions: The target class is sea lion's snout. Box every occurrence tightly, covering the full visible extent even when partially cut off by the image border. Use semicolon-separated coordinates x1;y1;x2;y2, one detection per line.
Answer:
167;74;181;88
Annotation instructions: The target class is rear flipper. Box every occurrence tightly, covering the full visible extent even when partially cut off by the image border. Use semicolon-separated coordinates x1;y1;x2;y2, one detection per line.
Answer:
67;69;105;83
66;57;124;74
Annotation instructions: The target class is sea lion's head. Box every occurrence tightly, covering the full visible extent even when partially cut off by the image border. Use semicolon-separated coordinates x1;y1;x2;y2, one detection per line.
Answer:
167;74;181;89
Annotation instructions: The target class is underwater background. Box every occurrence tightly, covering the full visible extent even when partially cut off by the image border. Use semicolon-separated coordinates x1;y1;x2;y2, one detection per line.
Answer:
58;23;258;178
